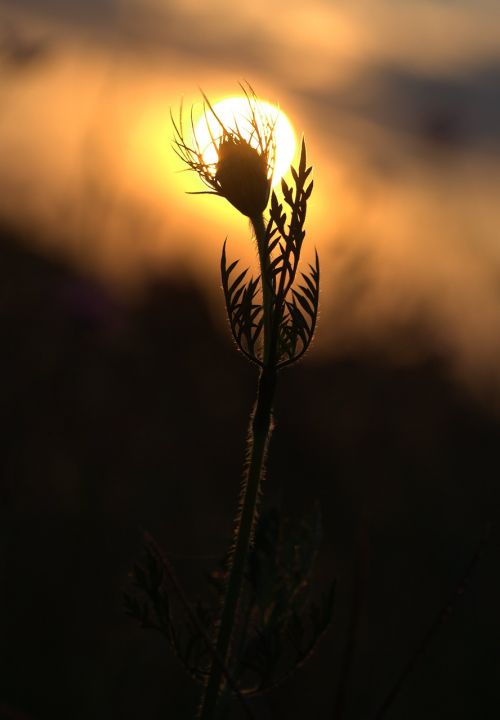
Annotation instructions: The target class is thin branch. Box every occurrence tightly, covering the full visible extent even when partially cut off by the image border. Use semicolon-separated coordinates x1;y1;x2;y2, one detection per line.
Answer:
374;523;493;720
333;512;369;720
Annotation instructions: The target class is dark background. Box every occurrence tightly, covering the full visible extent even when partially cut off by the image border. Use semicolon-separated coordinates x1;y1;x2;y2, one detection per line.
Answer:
1;223;499;719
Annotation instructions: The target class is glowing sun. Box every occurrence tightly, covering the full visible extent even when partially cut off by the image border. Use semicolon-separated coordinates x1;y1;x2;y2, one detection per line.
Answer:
193;96;296;186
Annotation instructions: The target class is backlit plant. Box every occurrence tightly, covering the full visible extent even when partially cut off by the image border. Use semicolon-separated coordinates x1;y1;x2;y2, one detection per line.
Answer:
125;85;333;720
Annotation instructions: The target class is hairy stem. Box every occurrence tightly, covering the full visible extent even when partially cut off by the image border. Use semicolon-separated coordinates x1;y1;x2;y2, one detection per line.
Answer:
251;214;273;366
199;215;277;720
199;368;276;719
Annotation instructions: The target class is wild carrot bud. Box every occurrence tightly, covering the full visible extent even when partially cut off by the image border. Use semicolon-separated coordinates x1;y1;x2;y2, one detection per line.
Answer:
215;134;271;217
171;85;276;217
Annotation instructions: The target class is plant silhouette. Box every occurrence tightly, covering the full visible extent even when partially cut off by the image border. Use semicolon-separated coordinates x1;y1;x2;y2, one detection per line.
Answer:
125;85;332;719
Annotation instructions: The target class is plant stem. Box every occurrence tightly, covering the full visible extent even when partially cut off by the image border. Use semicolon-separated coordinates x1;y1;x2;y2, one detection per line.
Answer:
199;214;277;720
251;214;273;365
199;367;276;719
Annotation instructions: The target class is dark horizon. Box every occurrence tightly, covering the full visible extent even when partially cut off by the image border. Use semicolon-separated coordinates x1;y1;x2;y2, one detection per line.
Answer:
1;223;499;718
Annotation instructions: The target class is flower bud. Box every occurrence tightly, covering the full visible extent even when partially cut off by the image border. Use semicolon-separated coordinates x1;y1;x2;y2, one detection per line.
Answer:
215;135;271;217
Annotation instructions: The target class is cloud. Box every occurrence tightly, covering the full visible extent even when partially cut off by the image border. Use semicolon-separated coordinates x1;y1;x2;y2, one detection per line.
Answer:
0;0;117;25
295;61;500;152
3;0;500;81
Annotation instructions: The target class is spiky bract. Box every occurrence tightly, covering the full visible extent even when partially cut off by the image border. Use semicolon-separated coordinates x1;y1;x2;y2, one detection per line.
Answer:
171;84;276;218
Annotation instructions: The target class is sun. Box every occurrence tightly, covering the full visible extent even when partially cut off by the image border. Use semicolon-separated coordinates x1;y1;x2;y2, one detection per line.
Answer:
193;96;296;187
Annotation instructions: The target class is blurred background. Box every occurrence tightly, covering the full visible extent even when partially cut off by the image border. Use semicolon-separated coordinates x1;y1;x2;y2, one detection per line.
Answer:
0;0;499;718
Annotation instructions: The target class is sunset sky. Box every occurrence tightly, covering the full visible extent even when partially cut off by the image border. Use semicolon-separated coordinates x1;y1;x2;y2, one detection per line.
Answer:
1;0;500;391
2;5;500;719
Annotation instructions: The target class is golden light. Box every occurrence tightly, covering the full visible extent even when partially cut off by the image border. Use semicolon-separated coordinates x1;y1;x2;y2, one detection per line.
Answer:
193;96;296;187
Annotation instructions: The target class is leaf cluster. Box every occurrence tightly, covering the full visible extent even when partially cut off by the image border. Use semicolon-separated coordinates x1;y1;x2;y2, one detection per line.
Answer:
124;537;214;683
124;509;334;699
221;140;319;368
237;506;335;696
